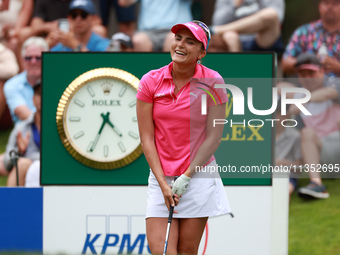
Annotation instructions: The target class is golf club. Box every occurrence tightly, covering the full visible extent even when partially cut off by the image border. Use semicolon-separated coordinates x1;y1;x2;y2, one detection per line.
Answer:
163;176;178;255
9;150;19;186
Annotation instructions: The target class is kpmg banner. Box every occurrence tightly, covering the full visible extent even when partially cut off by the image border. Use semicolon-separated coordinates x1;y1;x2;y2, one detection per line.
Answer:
0;186;275;254
41;52;274;185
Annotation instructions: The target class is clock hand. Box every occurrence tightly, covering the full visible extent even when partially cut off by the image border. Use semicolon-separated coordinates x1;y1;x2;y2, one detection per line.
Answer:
105;112;123;137
107;120;123;137
90;113;108;152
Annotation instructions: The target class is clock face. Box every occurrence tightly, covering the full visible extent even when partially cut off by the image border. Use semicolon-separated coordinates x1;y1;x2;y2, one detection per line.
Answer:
57;68;142;169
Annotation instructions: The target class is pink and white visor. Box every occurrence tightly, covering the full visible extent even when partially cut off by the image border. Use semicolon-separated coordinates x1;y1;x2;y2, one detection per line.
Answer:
296;64;321;72
171;22;208;51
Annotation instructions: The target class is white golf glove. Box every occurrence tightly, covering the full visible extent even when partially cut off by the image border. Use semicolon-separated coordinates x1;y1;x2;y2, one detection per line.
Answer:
171;174;191;196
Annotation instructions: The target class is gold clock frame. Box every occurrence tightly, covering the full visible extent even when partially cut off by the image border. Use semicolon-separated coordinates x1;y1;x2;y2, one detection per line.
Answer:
56;67;142;170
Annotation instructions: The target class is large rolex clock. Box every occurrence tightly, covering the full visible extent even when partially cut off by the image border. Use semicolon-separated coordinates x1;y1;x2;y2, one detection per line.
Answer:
56;68;142;169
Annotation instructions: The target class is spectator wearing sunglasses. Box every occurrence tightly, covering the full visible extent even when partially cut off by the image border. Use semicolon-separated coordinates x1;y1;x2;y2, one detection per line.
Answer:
3;36;48;126
0;37;47;177
50;0;110;52
26;0;107;47
3;81;42;186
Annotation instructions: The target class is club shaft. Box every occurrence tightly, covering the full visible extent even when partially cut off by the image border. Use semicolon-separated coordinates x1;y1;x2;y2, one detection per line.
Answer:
163;222;171;255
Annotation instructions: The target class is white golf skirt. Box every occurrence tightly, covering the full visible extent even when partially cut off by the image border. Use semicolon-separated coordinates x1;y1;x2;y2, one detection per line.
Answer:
145;160;232;218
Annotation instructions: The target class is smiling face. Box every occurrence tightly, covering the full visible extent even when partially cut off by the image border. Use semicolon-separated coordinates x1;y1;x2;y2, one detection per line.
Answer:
170;28;206;66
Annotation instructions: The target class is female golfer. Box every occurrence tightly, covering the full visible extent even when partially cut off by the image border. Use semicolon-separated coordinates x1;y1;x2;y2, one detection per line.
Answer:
136;21;231;255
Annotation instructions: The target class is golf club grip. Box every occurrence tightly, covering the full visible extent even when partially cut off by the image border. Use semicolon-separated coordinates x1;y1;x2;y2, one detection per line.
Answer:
168;206;174;223
168;175;179;223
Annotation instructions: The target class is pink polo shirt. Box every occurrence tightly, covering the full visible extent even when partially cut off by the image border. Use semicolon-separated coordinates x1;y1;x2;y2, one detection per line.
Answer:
137;62;228;176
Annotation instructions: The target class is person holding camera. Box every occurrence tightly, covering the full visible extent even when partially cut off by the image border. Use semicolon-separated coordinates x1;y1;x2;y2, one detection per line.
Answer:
4;81;42;186
0;37;47;176
50;0;110;52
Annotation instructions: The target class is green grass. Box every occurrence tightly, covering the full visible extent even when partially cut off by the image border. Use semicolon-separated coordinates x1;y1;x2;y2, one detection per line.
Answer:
1;129;340;254
0;128;12;186
0;176;6;186
0;128;11;151
289;178;340;255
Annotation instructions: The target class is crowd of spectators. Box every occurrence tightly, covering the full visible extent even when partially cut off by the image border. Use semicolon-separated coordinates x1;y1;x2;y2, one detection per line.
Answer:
0;0;339;200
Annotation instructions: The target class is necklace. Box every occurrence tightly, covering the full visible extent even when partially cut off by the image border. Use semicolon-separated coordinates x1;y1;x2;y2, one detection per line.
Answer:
172;70;180;92
171;70;190;104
